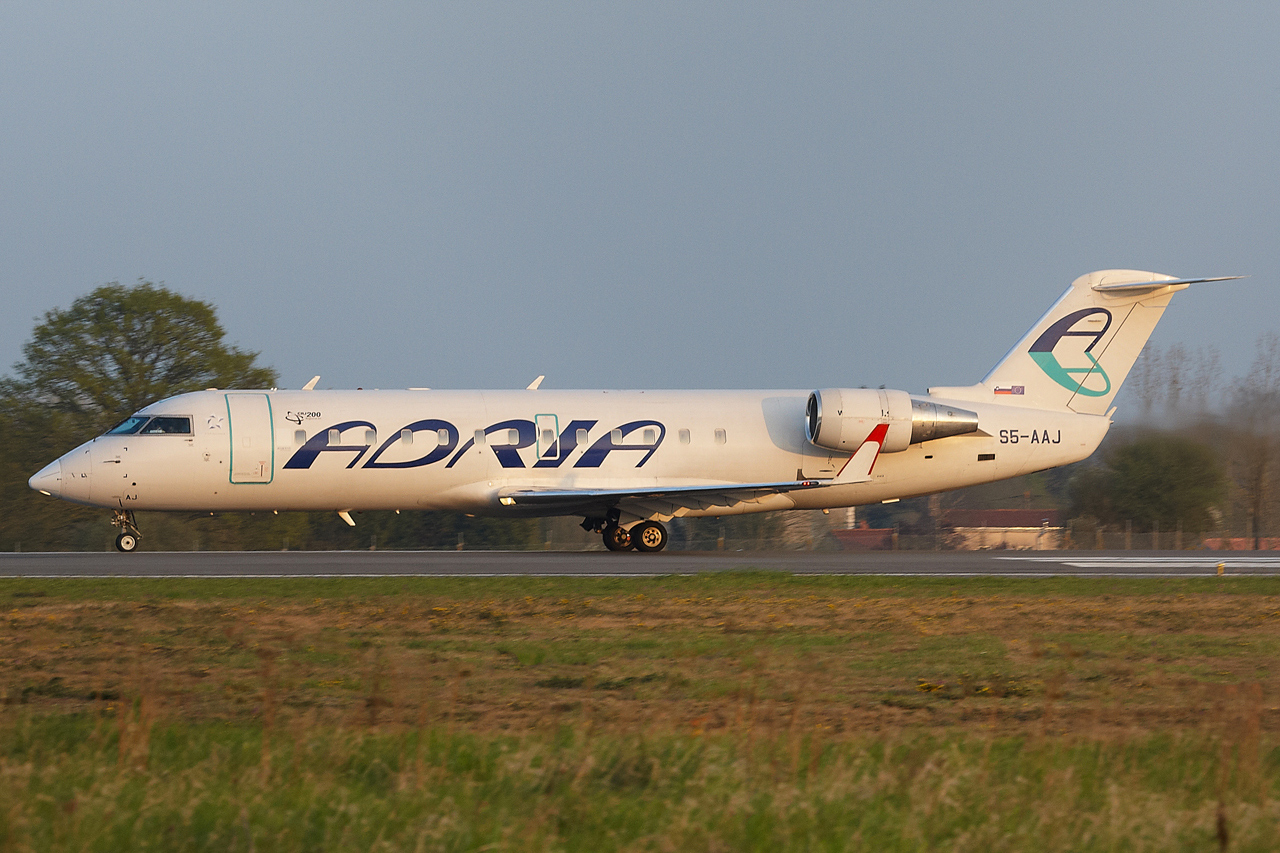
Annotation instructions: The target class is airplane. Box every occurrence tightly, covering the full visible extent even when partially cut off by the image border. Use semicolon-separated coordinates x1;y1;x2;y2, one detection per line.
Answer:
28;269;1237;553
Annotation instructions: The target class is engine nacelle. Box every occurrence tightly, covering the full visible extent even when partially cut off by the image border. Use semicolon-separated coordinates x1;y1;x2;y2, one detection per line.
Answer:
806;389;979;454
806;388;913;453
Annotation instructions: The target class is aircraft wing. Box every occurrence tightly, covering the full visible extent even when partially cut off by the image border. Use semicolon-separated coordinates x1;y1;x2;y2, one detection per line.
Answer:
500;423;889;520
502;478;825;505
501;479;827;520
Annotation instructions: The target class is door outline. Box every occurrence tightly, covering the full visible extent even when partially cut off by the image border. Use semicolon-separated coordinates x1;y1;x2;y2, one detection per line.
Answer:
226;394;275;484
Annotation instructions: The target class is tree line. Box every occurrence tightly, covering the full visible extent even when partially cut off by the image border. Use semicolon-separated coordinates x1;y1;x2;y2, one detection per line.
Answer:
1090;337;1280;546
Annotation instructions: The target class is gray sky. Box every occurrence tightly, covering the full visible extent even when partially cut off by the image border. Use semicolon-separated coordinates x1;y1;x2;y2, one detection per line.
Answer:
1;2;1275;413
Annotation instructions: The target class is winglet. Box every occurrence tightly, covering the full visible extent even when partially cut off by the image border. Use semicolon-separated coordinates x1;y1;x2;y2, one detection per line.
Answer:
302;376;321;391
337;510;355;527
832;423;890;485
526;375;545;390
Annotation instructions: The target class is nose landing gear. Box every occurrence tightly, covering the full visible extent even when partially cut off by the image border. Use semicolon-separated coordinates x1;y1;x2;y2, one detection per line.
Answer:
111;510;141;553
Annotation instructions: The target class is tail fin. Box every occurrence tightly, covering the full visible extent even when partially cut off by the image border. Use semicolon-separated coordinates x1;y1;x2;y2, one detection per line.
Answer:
928;270;1240;415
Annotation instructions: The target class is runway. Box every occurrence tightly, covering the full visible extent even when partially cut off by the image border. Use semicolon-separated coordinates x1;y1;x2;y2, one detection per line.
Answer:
2;550;1279;578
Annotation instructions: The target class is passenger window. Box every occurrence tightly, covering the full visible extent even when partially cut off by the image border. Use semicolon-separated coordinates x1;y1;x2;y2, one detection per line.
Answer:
328;429;341;445
714;428;727;445
437;429;450;446
542;428;555;445
611;429;622;443
643;428;656;444
576;428;589;445
475;429;487;445
294;429;307;446
679;429;690;445
401;429;414;445
364;429;376;446
507;428;519;444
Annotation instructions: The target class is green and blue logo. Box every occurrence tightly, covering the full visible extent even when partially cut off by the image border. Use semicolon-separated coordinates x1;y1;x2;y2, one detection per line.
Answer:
1028;308;1112;397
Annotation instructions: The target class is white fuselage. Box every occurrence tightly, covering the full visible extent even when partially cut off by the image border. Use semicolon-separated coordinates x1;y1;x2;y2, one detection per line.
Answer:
30;268;1225;553
44;387;1109;518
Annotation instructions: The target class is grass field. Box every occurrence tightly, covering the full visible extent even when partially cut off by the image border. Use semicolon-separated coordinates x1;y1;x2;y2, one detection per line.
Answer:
3;572;1280;850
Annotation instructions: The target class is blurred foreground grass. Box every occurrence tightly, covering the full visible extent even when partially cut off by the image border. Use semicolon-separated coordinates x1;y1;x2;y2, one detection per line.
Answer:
4;716;1279;852
3;572;1280;850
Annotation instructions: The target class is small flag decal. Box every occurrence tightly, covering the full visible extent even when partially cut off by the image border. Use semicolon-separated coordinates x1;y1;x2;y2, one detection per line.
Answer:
994;385;1025;396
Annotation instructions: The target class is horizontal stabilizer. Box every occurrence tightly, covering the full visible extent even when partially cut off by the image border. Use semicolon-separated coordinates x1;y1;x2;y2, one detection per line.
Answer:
1091;275;1245;294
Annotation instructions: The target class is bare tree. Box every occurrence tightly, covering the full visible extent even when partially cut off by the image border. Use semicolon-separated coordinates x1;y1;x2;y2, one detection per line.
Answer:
1164;343;1187;414
1185;346;1222;415
1129;344;1162;416
1226;334;1280;548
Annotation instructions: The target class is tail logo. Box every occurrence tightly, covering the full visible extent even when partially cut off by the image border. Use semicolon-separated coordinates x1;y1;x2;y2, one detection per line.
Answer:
1028;308;1113;397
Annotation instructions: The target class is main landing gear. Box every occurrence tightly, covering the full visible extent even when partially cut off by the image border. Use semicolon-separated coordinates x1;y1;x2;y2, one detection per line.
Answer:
602;524;632;551
631;521;668;552
587;516;669;553
111;509;141;553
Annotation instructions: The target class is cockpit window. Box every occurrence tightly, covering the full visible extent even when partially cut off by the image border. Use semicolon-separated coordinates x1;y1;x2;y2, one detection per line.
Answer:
104;415;192;436
105;416;149;435
140;416;192;434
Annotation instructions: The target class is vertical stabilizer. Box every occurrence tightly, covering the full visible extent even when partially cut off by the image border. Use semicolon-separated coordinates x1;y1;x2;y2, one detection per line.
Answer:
928;270;1238;415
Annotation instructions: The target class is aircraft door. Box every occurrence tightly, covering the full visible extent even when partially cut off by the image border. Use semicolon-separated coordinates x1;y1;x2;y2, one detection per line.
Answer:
226;393;275;484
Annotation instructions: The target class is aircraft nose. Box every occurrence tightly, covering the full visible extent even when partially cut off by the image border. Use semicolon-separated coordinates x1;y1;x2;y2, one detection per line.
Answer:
29;460;62;496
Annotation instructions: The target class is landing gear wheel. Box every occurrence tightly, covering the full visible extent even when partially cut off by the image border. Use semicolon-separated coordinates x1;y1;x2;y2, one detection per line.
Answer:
602;524;633;551
110;509;142;553
632;521;668;553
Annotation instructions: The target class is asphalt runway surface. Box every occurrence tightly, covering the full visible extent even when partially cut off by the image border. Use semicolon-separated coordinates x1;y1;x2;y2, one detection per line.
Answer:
2;550;1280;578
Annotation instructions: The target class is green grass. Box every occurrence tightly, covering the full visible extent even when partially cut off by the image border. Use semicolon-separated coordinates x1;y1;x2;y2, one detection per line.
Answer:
4;571;1280;849
1;714;1277;852
4;571;1280;603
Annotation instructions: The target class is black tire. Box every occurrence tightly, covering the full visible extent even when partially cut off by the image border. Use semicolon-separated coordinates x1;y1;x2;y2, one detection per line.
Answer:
632;521;667;552
115;533;138;553
602;524;632;551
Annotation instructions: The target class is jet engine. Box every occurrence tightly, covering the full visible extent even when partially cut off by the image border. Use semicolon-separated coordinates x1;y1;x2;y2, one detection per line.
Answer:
805;389;979;453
